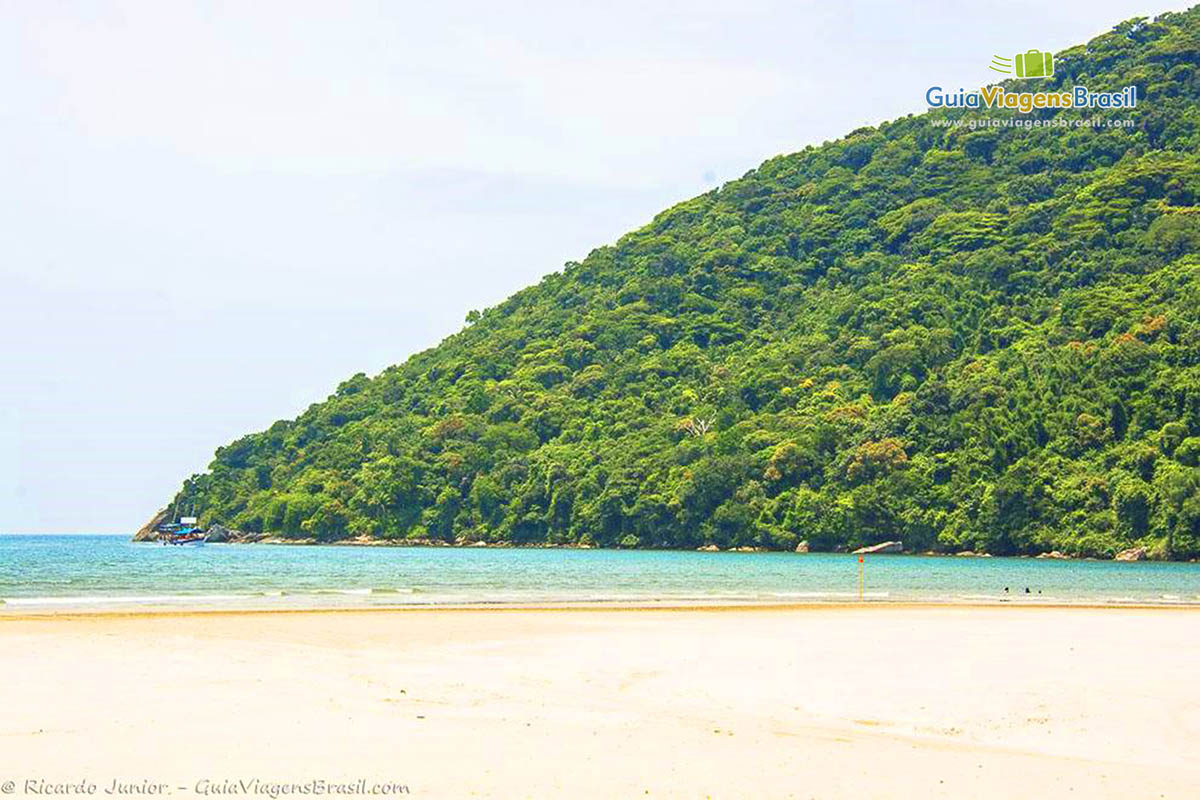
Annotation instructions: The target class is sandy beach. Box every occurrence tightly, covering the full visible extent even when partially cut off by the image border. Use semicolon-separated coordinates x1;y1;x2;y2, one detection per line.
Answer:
1;605;1198;799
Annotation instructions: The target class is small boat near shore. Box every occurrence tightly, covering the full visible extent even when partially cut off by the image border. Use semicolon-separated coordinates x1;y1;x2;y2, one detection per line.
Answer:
156;516;206;546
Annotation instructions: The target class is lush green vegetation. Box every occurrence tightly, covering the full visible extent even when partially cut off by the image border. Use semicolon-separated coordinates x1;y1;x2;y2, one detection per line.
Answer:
166;8;1200;558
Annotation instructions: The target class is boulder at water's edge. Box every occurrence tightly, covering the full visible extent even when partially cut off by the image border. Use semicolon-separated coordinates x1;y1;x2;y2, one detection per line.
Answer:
853;541;903;555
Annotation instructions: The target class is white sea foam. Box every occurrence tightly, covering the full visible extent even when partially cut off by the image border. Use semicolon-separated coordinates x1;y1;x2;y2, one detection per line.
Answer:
769;591;890;599
1;593;254;606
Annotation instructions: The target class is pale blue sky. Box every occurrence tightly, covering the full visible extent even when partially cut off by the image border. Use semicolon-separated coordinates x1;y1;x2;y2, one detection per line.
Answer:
1;0;1189;532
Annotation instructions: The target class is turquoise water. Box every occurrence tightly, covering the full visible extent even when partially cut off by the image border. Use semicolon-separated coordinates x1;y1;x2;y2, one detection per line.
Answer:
2;535;1199;611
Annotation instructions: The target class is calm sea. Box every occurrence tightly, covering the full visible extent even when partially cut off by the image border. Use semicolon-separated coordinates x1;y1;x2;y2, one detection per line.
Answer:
2;535;1199;611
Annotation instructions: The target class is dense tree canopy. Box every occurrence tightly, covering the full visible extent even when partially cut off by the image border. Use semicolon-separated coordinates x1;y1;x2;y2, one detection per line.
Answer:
165;8;1200;558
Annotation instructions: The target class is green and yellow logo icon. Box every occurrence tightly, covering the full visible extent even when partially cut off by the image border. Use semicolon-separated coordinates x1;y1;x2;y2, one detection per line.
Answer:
990;50;1055;79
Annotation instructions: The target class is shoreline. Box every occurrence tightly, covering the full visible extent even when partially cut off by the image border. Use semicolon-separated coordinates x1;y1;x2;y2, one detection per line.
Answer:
9;538;1200;617
5;596;1200;621
124;525;1192;561
134;535;1200;561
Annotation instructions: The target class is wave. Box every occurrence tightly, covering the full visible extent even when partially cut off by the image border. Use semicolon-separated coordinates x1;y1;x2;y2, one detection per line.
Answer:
768;591;891;599
0;586;429;607
309;587;418;596
0;593;258;606
3;585;1198;610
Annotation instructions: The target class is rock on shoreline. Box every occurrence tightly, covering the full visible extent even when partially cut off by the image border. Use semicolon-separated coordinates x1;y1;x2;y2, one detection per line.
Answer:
853;541;903;555
131;509;170;542
1115;546;1148;562
127;517;1172;561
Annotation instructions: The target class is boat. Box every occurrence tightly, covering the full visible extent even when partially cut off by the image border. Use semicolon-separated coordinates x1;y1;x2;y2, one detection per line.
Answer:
156;516;207;546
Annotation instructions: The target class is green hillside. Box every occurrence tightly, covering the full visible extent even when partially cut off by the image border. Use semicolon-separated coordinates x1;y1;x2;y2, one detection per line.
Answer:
164;7;1200;558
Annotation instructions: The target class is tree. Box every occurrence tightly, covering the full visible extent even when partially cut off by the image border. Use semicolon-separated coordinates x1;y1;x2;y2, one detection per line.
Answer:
159;8;1200;559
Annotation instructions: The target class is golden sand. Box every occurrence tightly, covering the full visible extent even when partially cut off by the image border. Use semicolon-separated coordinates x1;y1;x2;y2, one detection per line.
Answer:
2;605;1197;798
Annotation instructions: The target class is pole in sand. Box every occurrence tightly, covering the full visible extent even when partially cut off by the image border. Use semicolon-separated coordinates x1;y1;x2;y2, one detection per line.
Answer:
858;554;864;601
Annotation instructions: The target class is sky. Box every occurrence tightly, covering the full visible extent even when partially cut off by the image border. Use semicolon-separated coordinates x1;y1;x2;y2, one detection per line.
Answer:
1;0;1192;533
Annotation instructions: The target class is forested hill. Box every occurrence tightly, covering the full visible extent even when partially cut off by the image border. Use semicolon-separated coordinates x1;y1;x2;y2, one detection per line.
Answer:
161;7;1200;558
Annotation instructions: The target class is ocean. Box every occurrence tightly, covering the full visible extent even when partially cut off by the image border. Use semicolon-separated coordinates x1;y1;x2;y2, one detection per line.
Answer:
2;535;1199;611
